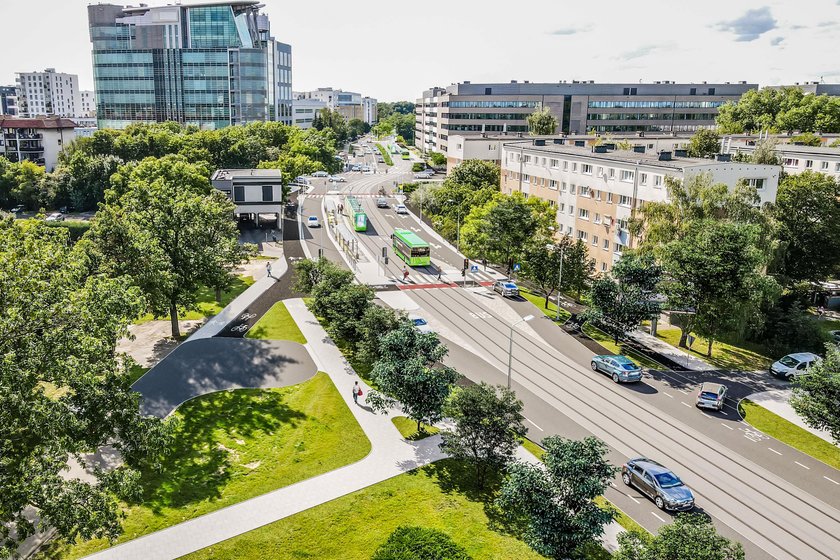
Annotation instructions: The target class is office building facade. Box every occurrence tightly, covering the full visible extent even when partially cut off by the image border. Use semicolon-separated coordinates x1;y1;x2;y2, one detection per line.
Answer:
416;81;755;154
295;88;378;124
88;1;292;130
15;69;81;118
500;139;779;273
292;98;327;129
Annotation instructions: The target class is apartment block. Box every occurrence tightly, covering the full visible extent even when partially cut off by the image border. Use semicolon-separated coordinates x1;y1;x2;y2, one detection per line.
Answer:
416;81;755;154
725;140;840;179
0;86;17;116
500;139;779;273
88;1;293;130
15;69;81;118
295;88;378;124
0;117;77;171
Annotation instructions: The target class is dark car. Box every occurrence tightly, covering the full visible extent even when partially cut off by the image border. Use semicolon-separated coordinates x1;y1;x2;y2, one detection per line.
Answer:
622;458;694;511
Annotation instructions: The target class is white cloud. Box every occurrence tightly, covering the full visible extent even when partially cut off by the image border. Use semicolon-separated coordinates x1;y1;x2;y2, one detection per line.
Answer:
715;7;778;41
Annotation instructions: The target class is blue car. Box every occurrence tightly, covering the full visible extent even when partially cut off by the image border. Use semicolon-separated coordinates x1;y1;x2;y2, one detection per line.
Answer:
590;355;643;383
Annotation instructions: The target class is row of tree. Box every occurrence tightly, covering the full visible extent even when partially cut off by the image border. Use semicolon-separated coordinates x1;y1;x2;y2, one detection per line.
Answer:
373;112;415;143
717;86;840;134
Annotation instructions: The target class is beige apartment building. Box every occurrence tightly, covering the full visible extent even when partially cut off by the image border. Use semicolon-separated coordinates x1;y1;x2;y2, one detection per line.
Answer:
500;139;780;273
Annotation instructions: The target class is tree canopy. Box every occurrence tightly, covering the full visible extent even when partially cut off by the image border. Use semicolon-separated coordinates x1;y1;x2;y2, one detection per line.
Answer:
687;129;721;158
716;87;840;133
371;526;471;560
615;513;744;560
791;344;840;445
527;107;558;135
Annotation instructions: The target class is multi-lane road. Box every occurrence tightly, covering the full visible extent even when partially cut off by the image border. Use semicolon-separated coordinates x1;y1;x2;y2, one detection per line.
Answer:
295;137;840;559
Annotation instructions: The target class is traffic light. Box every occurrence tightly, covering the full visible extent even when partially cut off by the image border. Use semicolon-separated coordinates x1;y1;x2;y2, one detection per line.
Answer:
463;258;469;271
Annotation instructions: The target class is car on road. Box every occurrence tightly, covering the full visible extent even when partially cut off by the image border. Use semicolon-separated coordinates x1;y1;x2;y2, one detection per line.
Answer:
414;171;434;179
10;205;24;214
622;458;695;511
409;314;433;334
328;175;346;182
350;165;361;172
590;355;643;383
769;352;821;380
492;280;520;298
394;203;408;215
695;382;728;411
306;216;320;228
45;212;65;222
376;197;389;208
312;171;329;178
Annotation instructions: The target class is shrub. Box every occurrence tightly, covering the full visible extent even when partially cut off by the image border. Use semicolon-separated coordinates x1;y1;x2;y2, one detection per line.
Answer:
412;162;426;172
429;152;447;166
376;144;394;166
371;526;472;560
43;219;91;242
400;182;419;194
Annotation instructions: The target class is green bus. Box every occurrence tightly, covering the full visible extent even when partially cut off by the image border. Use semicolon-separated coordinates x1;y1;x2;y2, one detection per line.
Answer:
400;149;410;160
345;196;367;231
392;228;431;266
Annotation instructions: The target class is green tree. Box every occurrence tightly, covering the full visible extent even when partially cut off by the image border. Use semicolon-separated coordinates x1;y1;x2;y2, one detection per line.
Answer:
293;257;351;294
521;235;569;309
312;282;374;343
687;129;721;158
790;132;823;146
429;151;447;166
0;217;172;555
347;118;367;139
89;155;252;337
57;151;124;211
440;383;526;487
773;171;840;283
527;106;558;135
496;436;617;559
586;253;663;344
371;526;472;560
446;160;500;191
561;238;595;300
355;304;404;365
367;322;459;431
748;138;781;165
791;344;840;444
615;513;744;560
716;87;840;134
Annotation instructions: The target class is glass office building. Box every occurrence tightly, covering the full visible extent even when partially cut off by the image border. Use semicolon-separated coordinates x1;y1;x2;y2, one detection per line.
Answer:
88;1;292;129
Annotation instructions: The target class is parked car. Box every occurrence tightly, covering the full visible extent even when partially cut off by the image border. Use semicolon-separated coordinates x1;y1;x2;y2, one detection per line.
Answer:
622;458;695;511
306;216;320;228
350;165;361;172
10;205;24;214
394;203;408;215
695;382;728;411
329;175;346;182
376;197;389;208
769;352;821;380
414;171;434;179
492;280;520;298
590;355;643;383
409;314;433;334
312;171;329;178
45;212;64;222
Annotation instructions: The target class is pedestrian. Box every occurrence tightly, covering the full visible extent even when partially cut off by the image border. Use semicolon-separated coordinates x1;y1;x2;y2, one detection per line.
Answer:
353;381;361;404
437;270;442;282
266;261;272;278
403;267;409;282
818;305;826;318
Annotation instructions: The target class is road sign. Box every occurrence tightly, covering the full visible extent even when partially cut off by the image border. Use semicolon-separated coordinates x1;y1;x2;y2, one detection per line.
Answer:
470;265;479;273
687;334;696;348
513;263;521;272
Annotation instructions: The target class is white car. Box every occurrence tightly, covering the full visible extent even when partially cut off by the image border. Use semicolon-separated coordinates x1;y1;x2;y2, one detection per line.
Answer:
769;352;821;380
409;314;433;334
394;204;408;215
414;171;434;179
45;212;64;222
312;171;329;178
306;216;320;228
329;175;346;182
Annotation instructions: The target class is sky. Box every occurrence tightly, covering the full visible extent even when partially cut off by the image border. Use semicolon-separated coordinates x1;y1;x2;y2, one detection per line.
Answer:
1;0;840;101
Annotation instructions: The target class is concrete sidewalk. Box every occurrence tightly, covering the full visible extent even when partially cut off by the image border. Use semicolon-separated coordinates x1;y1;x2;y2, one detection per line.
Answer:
629;329;715;371
747;388;838;447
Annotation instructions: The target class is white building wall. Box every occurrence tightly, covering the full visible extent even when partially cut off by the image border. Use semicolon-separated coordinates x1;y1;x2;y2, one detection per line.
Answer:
15;69;81;118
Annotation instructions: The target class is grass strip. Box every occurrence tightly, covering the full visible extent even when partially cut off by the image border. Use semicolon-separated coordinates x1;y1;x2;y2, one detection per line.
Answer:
391;416;439;441
375;143;394;166
246;301;306;343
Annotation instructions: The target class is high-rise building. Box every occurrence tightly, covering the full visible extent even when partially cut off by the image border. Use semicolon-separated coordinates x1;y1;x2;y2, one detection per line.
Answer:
15;69;81;118
80;90;96;118
416;81;755;154
88;1;293;130
0;86;16;116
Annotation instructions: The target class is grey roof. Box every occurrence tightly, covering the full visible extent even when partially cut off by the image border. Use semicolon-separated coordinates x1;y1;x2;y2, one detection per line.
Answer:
732;142;840;157
211;168;282;180
121;0;260;14
503;140;719;170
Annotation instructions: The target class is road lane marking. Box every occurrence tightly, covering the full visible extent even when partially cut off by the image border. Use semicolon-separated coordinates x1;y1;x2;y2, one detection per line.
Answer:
525;417;544;431
678;389;689;394
824;476;839;485
681;401;691;407
663;392;674;398
628;495;640;504
794;461;810;470
721;423;734;430
768;447;782;456
651;512;666;522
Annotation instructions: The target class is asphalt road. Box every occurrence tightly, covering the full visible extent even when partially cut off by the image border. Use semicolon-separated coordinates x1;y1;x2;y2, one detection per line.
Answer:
403;286;840;560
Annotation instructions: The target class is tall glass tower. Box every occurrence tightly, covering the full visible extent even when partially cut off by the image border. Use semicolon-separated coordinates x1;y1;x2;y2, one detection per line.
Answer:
88;1;292;130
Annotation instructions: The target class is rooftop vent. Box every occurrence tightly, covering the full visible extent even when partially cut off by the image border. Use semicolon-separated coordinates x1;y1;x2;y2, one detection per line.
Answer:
658;151;672;161
534;139;546;146
715;153;732;162
633;145;646;153
517;132;523;138
463;81;470;84
511;80;517;84
674;149;688;157
593;145;608;153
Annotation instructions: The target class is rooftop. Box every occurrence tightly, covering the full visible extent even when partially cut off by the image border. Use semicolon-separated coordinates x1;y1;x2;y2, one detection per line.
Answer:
211;168;282;180
0;117;77;129
120;0;261;13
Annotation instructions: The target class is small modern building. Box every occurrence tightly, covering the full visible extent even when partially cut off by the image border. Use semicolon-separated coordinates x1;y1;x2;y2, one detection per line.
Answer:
295;88;378;124
500;139;779;273
0;116;76;171
211;168;284;228
292;98;327;129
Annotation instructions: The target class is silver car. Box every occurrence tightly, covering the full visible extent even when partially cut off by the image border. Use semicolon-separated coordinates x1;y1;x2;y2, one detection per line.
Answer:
696;382;727;411
622;458;695;511
493;281;519;297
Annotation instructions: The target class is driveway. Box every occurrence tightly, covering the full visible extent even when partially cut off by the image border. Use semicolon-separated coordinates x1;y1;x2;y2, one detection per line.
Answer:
133;337;317;417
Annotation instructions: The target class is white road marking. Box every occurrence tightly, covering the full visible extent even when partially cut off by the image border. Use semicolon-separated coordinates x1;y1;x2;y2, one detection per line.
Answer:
721;423;734;430
525;417;543;431
663;392;674;398
651;512;666;522
794;461;811;470
678;389;690;394
768;447;782;456
824;476;840;485
681;401;691;407
628;495;640;504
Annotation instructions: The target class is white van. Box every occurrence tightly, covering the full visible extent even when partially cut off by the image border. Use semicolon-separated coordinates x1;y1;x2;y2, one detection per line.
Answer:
769;352;821;380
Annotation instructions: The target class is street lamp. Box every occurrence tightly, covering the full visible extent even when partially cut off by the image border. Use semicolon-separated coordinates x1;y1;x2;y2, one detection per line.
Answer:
547;242;565;323
507;314;535;389
446;198;461;251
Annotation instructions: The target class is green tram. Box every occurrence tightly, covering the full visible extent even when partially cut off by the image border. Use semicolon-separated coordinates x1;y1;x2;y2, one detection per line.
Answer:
345;195;367;231
392;228;431;266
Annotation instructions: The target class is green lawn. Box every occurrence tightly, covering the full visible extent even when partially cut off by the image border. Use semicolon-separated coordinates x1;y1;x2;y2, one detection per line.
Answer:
375;143;394;166
817;318;840;337
246;301;306;343
51;372;370;559
183;459;611;560
391;416;439;441
655;328;773;371
136;275;255;324
520;288;572;322
127;365;150;385
582;324;664;370
739;399;840;471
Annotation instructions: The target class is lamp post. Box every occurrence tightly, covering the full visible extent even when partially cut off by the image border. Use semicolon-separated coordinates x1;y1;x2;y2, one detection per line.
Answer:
447;198;461;251
507;314;535;389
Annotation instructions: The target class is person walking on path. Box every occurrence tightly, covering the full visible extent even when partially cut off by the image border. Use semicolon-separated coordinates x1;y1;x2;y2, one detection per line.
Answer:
353;381;361;404
266;261;273;279
402;266;409;283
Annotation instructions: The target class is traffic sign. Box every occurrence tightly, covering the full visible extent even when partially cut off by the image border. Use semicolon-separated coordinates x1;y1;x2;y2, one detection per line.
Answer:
687;334;696;348
513;263;521;272
470;265;479;273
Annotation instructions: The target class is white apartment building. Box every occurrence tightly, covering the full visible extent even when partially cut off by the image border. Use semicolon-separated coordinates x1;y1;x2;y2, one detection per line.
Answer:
79;90;96;118
211;168;284;228
15;69;81;118
501;139;780;273
0;116;77;171
724;140;840;180
292;98;327;129
295;88;378;124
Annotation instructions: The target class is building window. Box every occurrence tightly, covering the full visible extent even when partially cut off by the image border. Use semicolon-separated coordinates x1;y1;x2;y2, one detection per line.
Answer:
579;208;589;220
523;174;530;183
578;231;588;241
262;185;273;202
234;186;245;202
601;262;608;272
550;159;559;168
592;235;599;246
563;161;569;170
806;160;814;169
594;213;601;224
597;166;604;177
607;193;613;203
572;162;578;172
835;163;840;172
821;161;829;170
784;158;799;167
582;164;593;175
561;182;567;192
580;186;591;197
569;205;574;215
549;200;556;207
745;178;765;189
608;168;615;179
619;195;632;207
619;170;635;182
549;179;558;190
603;238;610;250
639;172;648;185
567;226;573;235
595;190;601;201
618;218;629;230
570;184;577;194
558;202;565;212
524;155;532;163
654;175;663;187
